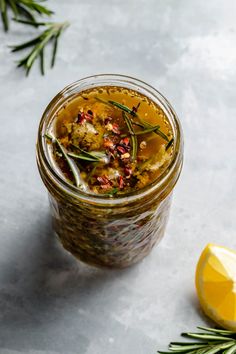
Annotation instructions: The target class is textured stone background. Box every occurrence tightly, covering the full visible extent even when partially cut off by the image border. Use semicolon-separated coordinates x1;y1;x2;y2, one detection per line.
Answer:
0;1;236;353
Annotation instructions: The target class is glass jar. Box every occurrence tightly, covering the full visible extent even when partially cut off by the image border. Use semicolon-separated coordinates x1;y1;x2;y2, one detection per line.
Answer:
36;74;183;268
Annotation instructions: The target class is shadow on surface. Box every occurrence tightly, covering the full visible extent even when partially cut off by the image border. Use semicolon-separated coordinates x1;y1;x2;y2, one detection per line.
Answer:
187;291;216;328
0;211;135;353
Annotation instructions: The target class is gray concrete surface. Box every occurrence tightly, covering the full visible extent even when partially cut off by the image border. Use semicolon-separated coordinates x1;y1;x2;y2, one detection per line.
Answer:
1;0;236;353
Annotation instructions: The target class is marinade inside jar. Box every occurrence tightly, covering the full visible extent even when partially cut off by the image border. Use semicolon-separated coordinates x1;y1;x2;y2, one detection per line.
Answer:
45;86;174;196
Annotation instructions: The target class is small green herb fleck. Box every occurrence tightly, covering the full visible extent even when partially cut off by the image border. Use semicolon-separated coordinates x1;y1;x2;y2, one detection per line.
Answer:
104;187;119;197
133;125;160;136
108;100;136;116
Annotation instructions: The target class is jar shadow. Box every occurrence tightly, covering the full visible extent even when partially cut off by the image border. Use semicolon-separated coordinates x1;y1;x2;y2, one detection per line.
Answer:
0;212;138;353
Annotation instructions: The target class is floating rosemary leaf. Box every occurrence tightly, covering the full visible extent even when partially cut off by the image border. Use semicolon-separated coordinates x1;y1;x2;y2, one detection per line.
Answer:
95;97;136;116
133;125;160;136
165;138;174;151
67;152;99;162
108;100;137;116
44;133;84;189
122;111;138;161
72;144;107;161
158;326;236;354
137;118;169;142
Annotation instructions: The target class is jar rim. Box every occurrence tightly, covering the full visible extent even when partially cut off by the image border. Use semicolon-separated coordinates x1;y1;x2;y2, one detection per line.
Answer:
36;74;183;206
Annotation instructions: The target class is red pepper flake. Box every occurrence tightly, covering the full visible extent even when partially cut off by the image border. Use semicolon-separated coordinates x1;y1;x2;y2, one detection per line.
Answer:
121;137;130;146
117;146;126;155
84;112;93;122
76;111;93;124
118;176;124;189
97;176;113;190
104;138;114;149
111;123;121;135
124;167;132;178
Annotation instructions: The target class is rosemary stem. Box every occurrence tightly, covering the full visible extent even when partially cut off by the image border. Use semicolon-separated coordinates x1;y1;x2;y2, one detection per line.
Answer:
122;111;137;161
44;133;85;189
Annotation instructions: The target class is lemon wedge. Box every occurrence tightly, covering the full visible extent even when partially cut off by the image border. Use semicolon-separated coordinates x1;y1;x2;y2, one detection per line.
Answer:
195;243;236;330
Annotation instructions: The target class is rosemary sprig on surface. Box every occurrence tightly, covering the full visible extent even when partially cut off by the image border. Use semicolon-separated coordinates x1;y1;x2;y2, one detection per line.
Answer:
158;326;236;354
67;152;100;162
10;20;69;75
122;111;137;161
0;0;53;31
44;134;85;189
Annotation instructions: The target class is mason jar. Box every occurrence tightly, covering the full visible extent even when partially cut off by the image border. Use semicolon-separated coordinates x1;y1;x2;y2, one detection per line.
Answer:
36;74;183;268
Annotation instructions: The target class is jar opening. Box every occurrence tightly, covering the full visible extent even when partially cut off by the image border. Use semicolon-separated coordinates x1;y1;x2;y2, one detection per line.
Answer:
37;74;183;206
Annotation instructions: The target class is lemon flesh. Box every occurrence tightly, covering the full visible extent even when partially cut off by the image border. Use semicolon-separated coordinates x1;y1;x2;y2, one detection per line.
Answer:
195;244;236;330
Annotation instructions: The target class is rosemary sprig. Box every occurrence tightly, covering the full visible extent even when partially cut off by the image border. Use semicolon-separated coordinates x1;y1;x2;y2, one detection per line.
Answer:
158;327;236;354
96;97;170;142
0;0;53;31
122;111;138;161
44;134;85;190
109;100;137;116
10;21;69;75
95;97;136;116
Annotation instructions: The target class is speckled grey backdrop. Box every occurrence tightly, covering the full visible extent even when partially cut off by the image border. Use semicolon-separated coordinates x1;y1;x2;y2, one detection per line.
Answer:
0;1;236;353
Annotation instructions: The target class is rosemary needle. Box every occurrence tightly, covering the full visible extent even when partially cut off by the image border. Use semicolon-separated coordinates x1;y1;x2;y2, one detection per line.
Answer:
158;326;236;354
122;111;138;161
67;152;100;162
71;144;107;162
10;21;69;75
133;125;160;135
44;134;84;190
0;0;53;32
